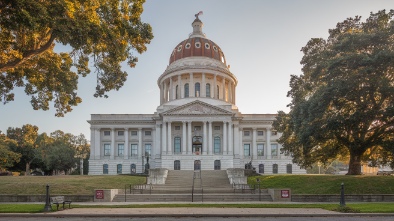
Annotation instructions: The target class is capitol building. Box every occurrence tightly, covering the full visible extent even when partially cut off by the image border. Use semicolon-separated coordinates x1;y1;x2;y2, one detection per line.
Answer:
88;15;306;175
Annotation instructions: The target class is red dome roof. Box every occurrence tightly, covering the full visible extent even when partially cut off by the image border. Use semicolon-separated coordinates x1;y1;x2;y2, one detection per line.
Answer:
169;37;226;65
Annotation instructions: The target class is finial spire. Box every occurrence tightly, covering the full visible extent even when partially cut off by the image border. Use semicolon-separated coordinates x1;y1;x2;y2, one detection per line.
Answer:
195;11;203;20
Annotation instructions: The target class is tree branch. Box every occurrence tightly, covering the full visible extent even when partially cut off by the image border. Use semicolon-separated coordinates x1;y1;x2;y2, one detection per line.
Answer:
0;31;56;72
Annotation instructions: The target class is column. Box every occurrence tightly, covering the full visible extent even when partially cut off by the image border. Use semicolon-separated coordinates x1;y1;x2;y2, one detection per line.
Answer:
208;121;213;155
178;75;182;99
187;121;192;154
222;78;226;101
160;82;164;105
167;121;172;154
213;75;217;98
124;128;129;159
110;128;115;159
152;127;156;160
169;78;173;101
202;73;206;97
164;81;168;102
162;122;167;155
189;73;194;97
203;121;207;155
233;123;239;157
138;128;142;158
228;122;233;155
229;82;233;104
182;121;187;154
239;127;243;158
94;129;100;159
252;128;257;159
90;127;95;160
155;123;161;158
223;121;227;155
266;127;272;159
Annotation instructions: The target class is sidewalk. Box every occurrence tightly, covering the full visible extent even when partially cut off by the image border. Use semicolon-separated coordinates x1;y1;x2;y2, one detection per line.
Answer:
1;202;394;218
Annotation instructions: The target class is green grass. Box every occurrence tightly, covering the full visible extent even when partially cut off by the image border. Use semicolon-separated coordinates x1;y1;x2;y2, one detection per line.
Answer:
2;203;394;213
0;175;146;195
248;175;394;194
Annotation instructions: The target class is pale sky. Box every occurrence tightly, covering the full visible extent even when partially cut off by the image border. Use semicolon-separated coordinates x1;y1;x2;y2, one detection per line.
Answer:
1;0;393;139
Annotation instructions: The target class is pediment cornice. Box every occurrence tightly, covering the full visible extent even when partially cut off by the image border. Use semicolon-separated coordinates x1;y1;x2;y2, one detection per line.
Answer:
162;100;233;116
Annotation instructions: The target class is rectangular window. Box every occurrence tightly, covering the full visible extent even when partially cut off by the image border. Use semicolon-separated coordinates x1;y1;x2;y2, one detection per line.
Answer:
194;126;201;131
117;164;122;174
103;164;108;174
145;144;151;156
131;144;138;157
118;131;124;136
244;144;251;156
257;131;264;136
104;131;110;136
271;144;278;156
214;137;221;154
214;126;220;130
145;131;151;136
104;144;111;156
131;131;137;136
257;144;264;156
175;126;181;130
244;131;250;136
174;137;181;154
118;144;124;156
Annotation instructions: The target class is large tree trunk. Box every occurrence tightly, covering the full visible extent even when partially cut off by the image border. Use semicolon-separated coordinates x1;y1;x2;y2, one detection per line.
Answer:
348;153;362;175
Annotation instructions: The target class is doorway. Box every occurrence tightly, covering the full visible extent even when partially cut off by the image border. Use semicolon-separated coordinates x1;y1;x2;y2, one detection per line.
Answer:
193;136;202;155
214;160;221;170
194;160;201;170
174;160;181;170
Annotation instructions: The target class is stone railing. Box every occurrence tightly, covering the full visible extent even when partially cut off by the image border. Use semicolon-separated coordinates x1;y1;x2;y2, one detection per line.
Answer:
147;168;168;184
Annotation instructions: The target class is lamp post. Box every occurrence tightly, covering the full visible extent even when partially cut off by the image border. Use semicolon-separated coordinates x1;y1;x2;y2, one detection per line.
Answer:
43;184;51;212
340;182;346;207
256;178;261;201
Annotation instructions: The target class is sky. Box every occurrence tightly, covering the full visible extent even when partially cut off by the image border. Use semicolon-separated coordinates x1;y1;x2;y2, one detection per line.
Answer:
1;0;393;139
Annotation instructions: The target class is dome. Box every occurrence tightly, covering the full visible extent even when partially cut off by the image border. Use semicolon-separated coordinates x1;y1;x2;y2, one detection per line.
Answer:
168;17;226;65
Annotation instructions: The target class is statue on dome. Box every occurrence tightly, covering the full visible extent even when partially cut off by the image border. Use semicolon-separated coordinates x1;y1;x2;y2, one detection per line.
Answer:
195;11;203;19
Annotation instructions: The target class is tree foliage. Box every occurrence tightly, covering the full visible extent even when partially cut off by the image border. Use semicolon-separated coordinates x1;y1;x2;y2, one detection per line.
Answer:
0;132;21;170
6;124;39;175
0;0;153;116
273;10;394;175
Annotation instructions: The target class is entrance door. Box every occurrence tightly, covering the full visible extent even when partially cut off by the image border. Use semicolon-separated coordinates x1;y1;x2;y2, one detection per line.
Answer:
193;136;202;155
214;160;221;170
194;160;201;170
130;164;136;174
174;160;181;170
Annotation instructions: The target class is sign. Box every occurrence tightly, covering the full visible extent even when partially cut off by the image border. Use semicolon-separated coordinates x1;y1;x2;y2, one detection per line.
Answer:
281;190;290;198
96;190;104;199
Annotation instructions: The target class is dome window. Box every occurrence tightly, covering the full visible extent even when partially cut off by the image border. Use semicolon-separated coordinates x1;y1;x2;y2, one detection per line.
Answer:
213;46;218;52
195;42;201;48
205;43;210;49
185;43;191;49
177;45;183;52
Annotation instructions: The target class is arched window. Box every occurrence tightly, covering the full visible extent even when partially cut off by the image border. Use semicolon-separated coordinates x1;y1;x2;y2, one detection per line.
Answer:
117;164;122;174
174;160;181;170
176;85;179;99
259;164;264;174
184;83;189;98
130;164;136;174
214;137;221;154
217;85;220;99
174;137;181;154
103;164;108;174
206;83;211;97
286;164;292;174
195;82;200;97
273;164;278;174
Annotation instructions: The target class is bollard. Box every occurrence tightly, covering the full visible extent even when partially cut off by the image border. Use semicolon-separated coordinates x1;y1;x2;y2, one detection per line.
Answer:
43;184;52;212
340;182;345;207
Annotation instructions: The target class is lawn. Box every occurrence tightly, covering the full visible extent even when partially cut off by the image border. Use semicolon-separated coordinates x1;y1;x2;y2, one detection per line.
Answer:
249;175;394;194
0;175;146;195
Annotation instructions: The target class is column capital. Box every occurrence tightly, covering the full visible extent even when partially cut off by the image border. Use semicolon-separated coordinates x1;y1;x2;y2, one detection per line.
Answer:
124;127;129;131
252;127;257;131
138;127;142;131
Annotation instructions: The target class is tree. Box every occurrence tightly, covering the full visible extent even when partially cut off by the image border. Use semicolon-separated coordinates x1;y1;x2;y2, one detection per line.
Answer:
0;132;21;171
0;0;153;116
273;10;394;175
6;124;39;175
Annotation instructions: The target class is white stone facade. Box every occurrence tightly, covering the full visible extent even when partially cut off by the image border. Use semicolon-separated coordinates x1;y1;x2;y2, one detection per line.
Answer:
88;16;306;175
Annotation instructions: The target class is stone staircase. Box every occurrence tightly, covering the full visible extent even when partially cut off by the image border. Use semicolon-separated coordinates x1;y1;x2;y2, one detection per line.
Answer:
113;170;272;202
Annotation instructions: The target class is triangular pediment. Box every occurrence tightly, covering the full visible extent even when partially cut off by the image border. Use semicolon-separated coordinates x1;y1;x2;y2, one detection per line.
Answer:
162;100;233;115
